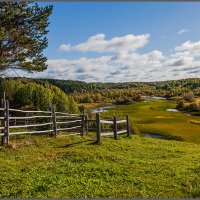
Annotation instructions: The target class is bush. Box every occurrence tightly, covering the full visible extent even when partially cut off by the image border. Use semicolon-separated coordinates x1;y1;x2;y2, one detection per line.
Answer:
186;103;200;112
176;100;184;110
183;93;195;102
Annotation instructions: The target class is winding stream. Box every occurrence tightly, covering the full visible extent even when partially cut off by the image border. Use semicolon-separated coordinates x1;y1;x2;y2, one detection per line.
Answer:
90;105;115;114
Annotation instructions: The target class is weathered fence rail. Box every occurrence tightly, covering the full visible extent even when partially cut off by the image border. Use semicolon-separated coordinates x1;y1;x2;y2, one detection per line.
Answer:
0;98;85;145
0;92;131;145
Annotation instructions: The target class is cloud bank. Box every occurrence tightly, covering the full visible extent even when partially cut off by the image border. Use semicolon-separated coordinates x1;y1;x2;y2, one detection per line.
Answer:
18;33;200;82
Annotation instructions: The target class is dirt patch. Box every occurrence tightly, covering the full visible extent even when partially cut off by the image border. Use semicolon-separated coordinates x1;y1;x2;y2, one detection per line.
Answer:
155;116;173;119
190;120;200;125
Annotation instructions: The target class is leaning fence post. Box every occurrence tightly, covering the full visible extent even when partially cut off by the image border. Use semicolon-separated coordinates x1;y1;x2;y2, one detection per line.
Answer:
52;106;57;137
126;115;130;137
113;116;118;140
96;113;101;144
3;100;9;145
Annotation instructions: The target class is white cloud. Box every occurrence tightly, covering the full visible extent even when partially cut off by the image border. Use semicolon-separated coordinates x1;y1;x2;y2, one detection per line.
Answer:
177;29;189;35
58;33;150;53
58;44;71;52
175;40;200;55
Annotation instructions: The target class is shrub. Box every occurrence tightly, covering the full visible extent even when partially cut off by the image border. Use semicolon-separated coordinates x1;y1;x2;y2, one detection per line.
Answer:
186;103;200;112
176;100;184;110
183;93;195;102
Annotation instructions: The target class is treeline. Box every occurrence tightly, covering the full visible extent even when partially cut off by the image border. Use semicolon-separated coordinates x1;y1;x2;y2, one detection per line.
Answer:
0;78;79;113
72;89;142;104
2;77;200;106
31;78;200;97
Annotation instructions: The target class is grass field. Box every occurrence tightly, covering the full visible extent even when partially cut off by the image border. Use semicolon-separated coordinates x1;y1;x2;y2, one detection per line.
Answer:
0;134;200;198
108;98;200;144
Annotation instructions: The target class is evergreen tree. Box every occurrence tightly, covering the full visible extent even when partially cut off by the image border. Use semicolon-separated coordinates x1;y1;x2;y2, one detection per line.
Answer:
0;2;53;73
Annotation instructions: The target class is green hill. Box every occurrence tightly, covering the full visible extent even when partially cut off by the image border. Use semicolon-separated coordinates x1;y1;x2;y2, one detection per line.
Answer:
0;134;200;198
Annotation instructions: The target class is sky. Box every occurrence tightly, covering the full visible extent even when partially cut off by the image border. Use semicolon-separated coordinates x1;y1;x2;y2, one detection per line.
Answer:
16;2;200;82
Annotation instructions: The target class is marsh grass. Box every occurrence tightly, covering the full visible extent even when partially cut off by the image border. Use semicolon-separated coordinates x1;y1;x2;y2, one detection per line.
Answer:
108;99;200;144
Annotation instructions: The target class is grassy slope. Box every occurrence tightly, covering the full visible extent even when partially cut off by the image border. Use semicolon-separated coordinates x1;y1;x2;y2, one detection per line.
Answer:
0;134;200;198
109;99;200;144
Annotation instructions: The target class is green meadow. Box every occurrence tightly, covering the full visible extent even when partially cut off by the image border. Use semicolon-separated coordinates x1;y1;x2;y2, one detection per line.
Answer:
108;98;200;144
0;98;200;198
0;134;200;198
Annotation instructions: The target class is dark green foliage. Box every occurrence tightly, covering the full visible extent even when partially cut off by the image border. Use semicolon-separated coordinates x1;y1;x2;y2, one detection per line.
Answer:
0;2;52;73
176;100;184;110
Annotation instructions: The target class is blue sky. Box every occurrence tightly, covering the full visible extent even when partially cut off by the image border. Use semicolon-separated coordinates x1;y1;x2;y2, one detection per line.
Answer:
19;2;200;82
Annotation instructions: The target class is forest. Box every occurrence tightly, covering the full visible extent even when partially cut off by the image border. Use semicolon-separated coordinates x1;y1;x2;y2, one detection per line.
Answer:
1;77;200;113
0;78;79;113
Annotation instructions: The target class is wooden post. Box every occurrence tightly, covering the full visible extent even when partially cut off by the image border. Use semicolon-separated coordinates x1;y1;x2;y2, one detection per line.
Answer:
81;110;85;136
126;115;130;137
85;115;88;134
3;100;9;145
1;98;5;145
52;106;57;137
113;116;117;140
49;105;53;136
96;113;101;144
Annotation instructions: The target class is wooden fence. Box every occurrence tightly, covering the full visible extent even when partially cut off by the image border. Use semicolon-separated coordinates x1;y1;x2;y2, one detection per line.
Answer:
95;113;130;144
0;95;131;145
0;98;85;145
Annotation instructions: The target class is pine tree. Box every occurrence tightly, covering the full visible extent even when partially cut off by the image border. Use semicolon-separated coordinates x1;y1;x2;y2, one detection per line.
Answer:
0;2;53;74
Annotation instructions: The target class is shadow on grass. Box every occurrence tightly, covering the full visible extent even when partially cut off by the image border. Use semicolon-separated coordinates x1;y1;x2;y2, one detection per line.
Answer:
87;140;101;145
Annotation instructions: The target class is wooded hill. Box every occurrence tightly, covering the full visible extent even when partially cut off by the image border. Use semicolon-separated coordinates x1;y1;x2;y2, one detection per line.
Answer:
1;77;200;111
0;78;79;113
33;77;200;96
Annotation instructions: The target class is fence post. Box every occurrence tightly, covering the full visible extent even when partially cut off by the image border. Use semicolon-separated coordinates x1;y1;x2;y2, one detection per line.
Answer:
3;100;9;145
96;113;101;144
52;106;57;137
1;97;5;145
81;110;85;136
49;104;53;136
85;115;88;134
126;115;130;137
113;116;118;140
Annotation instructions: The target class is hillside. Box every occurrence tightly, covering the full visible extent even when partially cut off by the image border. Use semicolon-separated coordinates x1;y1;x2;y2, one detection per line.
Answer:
36;77;200;94
0;134;200;198
2;77;200;94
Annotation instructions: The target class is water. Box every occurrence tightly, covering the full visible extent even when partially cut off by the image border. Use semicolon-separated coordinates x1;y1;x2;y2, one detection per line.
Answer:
144;133;168;140
142;96;167;100
166;108;179;112
90;106;115;114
